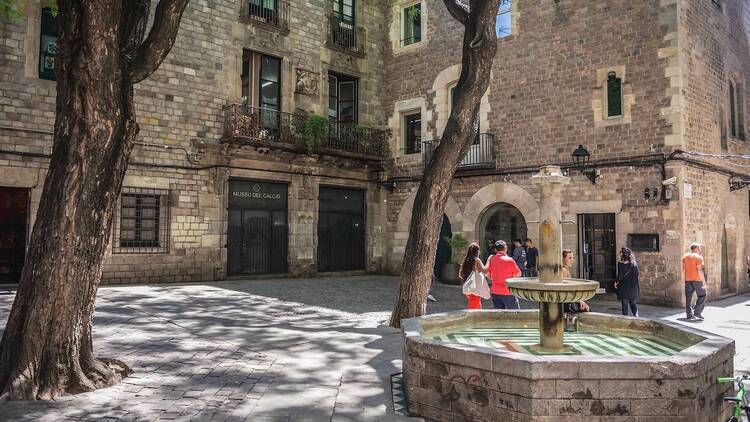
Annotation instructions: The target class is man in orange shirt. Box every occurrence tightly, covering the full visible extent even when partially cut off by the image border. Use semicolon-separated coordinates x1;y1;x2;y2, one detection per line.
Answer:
682;243;707;320
487;240;521;309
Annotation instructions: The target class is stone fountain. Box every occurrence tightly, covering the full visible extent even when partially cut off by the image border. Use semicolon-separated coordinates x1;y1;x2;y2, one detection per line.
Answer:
400;166;735;421
506;165;598;354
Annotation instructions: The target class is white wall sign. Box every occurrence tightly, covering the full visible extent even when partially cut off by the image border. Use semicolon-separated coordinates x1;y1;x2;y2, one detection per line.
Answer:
683;182;693;199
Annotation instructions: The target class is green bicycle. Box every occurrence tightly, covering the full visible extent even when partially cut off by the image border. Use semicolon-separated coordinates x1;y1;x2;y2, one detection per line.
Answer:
718;374;750;422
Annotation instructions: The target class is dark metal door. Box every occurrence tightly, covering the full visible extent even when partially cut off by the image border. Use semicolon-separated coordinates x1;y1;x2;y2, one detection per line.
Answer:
227;180;288;276
0;187;29;283
317;187;365;272
579;213;617;291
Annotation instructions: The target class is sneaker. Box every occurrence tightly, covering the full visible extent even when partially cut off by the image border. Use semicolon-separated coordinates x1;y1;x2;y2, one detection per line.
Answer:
427;294;437;303
694;315;704;321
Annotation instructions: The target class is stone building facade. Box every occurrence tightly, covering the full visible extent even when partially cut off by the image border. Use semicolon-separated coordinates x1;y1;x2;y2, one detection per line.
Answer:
383;0;750;306
0;0;749;307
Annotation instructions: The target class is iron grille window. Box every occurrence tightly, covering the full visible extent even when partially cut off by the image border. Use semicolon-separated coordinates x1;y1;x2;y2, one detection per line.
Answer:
248;0;278;25
113;188;170;254
39;7;58;81
404;112;421;154
606;71;623;118
496;0;512;38
402;4;421;46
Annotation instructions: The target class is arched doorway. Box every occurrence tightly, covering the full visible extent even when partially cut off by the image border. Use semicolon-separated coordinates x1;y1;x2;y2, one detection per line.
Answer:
478;203;527;260
434;215;452;281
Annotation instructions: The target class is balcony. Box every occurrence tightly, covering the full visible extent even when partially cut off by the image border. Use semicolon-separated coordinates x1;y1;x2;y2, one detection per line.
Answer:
240;0;290;33
422;133;496;171
326;14;366;57
222;104;387;160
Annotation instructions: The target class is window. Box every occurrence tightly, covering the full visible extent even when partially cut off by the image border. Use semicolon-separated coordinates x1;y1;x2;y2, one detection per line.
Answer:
404;112;421;154
402;4;421;46
113;188;170;254
627;234;659;252
496;0;512;38
248;0;278;23
333;0;354;23
606;71;623;118
241;50;281;129
328;72;358;123
39;7;58;81
729;80;745;140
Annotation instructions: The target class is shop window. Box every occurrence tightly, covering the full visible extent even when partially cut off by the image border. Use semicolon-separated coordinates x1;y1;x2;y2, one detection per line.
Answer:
729;79;745;140
39;7;58;81
496;0;512;38
606;72;623;118
113;188;170;254
403;112;421;154
402;3;421;46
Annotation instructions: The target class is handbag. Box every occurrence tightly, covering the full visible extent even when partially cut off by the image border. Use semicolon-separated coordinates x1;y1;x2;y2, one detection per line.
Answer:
462;270;491;299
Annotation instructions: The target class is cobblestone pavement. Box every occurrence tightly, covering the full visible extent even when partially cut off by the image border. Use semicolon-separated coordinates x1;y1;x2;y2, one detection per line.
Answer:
0;276;748;421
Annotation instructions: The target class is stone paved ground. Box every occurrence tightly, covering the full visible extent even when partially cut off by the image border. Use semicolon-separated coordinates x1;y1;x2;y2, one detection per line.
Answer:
0;275;748;421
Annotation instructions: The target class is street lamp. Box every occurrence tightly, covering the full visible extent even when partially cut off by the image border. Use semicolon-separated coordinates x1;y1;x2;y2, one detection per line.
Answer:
571;144;599;184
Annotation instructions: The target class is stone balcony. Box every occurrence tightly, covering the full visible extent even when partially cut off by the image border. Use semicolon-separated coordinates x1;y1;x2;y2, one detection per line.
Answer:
221;104;388;161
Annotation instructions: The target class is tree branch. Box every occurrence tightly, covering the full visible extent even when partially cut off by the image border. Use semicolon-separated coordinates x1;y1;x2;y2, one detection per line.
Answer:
442;0;468;26
121;0;151;63
130;0;190;83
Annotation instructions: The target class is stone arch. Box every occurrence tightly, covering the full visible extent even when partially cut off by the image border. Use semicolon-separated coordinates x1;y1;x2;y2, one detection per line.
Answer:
396;191;463;235
461;182;540;244
389;191;463;272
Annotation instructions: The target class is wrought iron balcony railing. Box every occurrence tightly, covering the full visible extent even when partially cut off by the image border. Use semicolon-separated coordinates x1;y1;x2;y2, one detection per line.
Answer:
222;104;387;159
422;133;496;170
241;0;290;32
327;14;366;56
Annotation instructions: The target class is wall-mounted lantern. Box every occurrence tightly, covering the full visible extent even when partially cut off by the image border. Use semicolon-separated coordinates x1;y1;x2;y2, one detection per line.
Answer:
571;145;599;184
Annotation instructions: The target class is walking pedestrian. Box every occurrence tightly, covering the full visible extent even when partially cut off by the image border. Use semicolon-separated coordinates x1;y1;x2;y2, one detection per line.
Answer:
615;247;640;316
561;249;590;313
511;239;526;272
487;240;521;309
459;243;487;310
524;238;539;277
682;243;707;320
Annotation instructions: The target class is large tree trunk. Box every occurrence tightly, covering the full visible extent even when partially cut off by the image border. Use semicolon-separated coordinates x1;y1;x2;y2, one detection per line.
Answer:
0;0;189;400
389;0;500;328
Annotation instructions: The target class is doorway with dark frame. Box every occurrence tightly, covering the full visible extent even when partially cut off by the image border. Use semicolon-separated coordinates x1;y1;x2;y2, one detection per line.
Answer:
578;213;617;292
0;187;29;283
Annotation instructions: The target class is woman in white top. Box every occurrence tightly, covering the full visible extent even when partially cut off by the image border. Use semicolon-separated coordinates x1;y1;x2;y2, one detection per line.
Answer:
458;243;487;309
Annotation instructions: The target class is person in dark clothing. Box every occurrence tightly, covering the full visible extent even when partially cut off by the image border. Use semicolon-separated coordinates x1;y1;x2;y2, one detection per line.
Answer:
616;247;640;316
524;238;539;277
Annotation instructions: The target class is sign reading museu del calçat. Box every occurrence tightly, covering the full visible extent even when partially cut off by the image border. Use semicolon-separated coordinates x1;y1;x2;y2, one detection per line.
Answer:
228;179;287;210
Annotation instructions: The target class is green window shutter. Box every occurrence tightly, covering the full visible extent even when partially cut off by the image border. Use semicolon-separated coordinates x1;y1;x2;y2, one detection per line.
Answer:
606;72;623;117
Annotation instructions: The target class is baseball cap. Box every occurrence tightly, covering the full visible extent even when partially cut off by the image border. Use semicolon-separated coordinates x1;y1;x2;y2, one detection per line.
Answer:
494;240;507;249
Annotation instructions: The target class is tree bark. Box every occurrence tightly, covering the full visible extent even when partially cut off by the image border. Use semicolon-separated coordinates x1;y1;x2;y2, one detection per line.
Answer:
389;0;500;328
0;0;189;400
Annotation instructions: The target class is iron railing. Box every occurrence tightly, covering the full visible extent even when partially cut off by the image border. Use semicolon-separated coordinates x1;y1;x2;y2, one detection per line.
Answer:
422;133;496;170
327;14;366;56
242;0;290;31
223;104;387;158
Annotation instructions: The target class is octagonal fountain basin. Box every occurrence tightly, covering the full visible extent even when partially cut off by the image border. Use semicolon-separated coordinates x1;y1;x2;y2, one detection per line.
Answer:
401;310;735;421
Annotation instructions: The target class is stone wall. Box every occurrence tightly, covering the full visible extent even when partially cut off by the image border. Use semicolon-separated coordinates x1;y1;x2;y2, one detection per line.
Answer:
0;0;390;284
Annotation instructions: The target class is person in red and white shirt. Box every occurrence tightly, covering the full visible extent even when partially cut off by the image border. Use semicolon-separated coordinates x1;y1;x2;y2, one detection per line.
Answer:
486;240;521;309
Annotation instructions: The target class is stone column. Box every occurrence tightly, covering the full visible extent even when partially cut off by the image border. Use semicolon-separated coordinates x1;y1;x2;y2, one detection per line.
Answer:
531;165;570;352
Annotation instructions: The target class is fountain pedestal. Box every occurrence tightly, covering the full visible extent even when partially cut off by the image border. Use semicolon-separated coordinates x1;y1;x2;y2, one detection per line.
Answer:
508;165;598;353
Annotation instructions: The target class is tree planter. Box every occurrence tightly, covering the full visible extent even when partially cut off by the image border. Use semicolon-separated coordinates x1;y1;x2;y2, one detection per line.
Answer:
441;263;462;285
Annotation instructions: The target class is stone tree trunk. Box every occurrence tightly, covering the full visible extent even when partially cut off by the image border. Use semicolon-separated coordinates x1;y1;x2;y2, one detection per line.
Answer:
389;0;501;328
0;0;190;400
